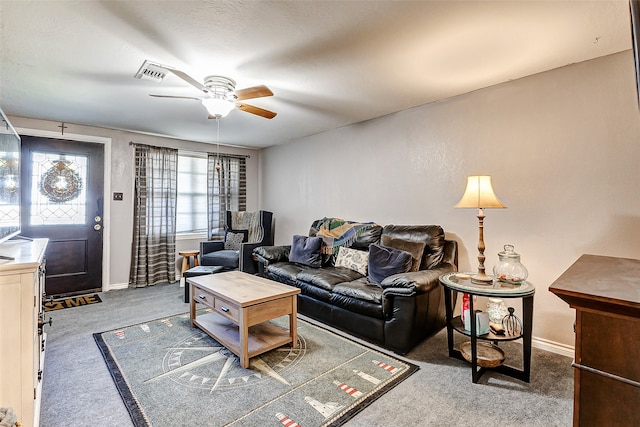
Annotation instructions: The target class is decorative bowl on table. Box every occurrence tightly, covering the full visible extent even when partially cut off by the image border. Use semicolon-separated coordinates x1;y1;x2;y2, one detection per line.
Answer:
459;341;505;368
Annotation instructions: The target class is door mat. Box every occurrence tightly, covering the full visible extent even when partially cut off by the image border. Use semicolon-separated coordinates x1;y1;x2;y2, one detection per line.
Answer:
94;311;418;427
44;293;102;311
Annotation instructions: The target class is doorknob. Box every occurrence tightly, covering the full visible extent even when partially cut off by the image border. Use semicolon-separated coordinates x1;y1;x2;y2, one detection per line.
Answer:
94;224;102;231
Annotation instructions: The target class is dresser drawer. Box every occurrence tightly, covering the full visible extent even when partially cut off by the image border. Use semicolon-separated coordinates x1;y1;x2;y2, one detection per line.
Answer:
578;311;640;383
214;297;239;322
192;287;215;309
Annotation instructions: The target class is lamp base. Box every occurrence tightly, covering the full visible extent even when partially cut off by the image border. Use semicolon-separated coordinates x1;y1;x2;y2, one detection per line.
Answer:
471;272;494;285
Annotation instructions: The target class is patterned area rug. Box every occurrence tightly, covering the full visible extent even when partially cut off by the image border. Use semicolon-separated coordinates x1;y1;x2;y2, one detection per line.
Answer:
94;311;418;427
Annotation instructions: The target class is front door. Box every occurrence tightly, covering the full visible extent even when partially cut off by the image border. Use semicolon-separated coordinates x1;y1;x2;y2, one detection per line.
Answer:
21;136;104;297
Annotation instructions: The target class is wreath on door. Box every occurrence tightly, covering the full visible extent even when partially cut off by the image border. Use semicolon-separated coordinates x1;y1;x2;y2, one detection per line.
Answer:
39;160;83;203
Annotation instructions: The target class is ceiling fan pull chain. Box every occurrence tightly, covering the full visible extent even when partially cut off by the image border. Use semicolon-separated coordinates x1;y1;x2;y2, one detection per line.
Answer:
215;118;221;172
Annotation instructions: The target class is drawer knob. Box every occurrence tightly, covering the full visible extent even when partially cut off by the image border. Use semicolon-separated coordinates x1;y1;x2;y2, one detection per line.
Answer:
198;294;206;300
221;306;230;312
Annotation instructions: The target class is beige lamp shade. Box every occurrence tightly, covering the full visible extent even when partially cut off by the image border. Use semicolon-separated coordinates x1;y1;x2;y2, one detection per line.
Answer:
455;175;506;209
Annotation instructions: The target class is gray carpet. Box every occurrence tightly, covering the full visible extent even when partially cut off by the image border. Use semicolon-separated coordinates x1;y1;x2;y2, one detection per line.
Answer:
40;283;573;426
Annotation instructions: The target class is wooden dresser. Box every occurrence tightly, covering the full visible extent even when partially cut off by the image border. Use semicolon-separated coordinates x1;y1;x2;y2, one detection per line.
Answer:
549;254;640;427
0;238;48;427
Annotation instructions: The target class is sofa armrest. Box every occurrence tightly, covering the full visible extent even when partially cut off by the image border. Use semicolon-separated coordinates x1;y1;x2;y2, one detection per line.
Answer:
239;242;267;274
381;286;416;298
380;261;457;293
252;245;291;266
200;240;224;255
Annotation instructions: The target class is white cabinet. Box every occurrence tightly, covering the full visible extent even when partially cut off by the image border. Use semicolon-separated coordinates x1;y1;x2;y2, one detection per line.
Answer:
0;238;48;427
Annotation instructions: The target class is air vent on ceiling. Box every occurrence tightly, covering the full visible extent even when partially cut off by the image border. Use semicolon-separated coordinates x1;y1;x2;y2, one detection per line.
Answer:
134;60;167;82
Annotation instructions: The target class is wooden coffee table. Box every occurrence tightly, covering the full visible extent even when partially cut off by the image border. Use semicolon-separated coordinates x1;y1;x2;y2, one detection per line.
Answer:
188;270;301;368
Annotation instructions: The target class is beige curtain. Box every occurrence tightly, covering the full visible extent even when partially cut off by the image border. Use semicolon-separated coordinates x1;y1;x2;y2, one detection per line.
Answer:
129;144;178;287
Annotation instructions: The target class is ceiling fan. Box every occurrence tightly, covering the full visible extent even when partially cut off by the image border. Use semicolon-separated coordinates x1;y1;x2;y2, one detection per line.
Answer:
134;60;276;119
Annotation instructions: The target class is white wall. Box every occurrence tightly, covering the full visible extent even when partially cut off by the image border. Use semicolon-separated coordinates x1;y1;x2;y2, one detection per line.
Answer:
259;51;640;347
7;117;260;288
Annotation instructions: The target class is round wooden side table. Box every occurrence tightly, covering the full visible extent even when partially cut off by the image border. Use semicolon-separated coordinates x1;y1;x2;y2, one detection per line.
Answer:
179;250;200;276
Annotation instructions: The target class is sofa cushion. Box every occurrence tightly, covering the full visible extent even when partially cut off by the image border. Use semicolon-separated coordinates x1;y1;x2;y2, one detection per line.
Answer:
200;250;239;269
335;247;369;275
296;266;364;291
266;262;306;286
368;243;413;284
381;235;425;272
382;225;446;270
289;235;322;267
350;224;383;250
330;278;384;319
309;218;382;266
296;280;333;302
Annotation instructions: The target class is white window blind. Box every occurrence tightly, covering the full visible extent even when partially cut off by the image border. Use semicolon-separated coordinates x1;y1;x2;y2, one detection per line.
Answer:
176;153;208;235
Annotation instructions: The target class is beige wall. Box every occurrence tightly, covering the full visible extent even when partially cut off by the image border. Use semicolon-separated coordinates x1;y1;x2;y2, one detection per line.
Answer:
259;51;640;348
7;116;260;288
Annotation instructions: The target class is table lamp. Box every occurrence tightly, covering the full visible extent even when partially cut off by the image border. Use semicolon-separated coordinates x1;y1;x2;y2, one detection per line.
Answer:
455;175;506;284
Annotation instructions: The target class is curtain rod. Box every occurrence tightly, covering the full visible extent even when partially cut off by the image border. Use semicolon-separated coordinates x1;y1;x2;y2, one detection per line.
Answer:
129;142;250;158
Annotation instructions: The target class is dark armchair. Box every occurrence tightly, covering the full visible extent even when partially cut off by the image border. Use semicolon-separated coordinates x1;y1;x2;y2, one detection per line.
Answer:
200;210;274;274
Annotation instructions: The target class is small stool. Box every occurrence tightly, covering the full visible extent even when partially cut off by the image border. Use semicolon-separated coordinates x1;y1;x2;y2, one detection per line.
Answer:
183;265;224;303
179;250;200;277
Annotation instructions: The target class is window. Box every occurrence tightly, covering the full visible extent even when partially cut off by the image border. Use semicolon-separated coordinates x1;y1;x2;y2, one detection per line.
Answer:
176;151;247;239
176;153;208;235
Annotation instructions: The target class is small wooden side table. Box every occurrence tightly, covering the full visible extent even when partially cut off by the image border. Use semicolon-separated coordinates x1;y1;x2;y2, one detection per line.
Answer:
179;250;200;276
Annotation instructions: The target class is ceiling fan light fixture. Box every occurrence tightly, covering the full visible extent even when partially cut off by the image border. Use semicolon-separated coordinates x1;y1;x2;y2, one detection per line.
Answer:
201;98;235;118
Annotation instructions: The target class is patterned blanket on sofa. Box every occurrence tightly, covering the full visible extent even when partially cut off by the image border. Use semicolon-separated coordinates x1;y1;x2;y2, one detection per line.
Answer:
310;217;379;254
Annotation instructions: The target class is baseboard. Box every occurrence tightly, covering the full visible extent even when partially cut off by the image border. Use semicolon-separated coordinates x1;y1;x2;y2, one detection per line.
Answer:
532;336;574;358
104;282;129;291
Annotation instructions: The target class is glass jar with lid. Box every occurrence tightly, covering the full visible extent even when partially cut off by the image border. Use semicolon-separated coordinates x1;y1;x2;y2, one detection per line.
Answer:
493;244;528;284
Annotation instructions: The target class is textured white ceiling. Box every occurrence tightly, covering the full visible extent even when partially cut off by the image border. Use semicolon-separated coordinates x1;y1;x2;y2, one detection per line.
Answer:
0;0;632;148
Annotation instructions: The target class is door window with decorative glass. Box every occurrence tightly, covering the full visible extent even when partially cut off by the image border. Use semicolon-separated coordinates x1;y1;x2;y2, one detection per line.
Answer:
29;151;87;226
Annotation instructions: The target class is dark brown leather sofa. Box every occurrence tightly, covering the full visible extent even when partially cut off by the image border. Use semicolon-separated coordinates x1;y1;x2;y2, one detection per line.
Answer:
253;222;458;354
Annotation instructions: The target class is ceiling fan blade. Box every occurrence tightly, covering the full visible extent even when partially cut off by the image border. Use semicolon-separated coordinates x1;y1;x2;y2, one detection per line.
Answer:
236;102;277;119
149;94;202;100
235;85;273;101
165;67;209;94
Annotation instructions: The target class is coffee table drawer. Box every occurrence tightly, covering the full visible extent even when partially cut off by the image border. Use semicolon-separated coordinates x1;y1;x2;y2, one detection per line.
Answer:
214;297;239;322
193;287;215;309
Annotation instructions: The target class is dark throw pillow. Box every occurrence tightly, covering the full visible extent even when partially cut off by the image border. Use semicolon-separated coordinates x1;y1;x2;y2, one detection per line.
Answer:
368;243;413;284
380;234;426;272
289;235;323;268
224;229;248;251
